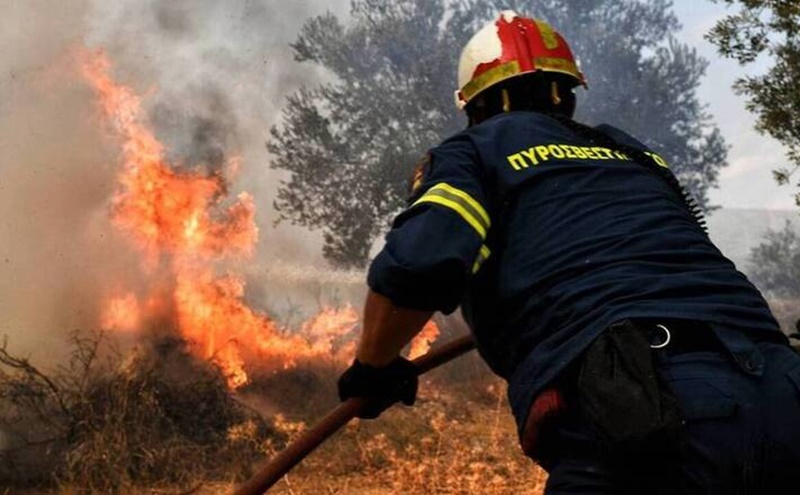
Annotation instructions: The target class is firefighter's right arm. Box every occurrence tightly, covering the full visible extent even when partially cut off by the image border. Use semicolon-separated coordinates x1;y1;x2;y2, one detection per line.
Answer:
356;289;434;367
367;135;492;315
337;136;491;418
337;290;430;419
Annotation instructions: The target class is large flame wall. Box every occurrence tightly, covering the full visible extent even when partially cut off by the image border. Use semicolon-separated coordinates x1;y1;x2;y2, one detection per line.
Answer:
85;53;438;388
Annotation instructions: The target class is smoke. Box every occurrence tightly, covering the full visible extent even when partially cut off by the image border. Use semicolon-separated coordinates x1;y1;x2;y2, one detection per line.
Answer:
84;0;361;306
0;0;115;358
84;0;350;231
0;0;359;361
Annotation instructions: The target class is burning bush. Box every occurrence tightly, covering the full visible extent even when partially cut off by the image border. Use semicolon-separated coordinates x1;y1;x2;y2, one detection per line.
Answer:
0;330;278;493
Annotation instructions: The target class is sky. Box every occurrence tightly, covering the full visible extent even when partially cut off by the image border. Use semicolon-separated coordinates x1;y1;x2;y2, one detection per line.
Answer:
671;0;797;211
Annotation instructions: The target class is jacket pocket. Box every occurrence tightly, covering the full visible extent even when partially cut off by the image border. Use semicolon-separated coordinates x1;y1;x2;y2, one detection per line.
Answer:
659;352;740;421
668;379;738;421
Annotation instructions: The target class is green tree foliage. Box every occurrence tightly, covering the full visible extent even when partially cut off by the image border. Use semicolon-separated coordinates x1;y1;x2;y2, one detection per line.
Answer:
706;0;800;205
748;221;800;298
269;0;728;268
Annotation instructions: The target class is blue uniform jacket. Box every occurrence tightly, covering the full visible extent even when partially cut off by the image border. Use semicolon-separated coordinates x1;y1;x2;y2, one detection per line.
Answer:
367;111;781;438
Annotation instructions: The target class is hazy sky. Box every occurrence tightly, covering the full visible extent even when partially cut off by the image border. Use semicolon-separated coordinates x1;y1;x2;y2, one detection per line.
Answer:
672;0;796;211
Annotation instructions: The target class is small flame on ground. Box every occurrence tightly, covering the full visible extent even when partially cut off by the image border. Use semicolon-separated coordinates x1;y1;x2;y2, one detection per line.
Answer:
408;321;441;360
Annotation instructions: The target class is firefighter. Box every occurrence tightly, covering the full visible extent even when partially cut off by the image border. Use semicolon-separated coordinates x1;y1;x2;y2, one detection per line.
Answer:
338;10;800;494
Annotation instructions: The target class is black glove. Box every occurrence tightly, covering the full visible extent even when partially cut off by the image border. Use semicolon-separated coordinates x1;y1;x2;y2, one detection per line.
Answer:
337;357;418;419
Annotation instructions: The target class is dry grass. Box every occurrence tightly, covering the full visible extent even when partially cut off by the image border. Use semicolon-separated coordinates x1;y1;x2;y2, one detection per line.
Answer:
255;355;548;495
0;332;278;494
0;330;546;495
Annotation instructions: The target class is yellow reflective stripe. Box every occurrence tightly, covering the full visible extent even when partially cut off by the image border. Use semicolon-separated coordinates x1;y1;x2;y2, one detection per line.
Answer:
461;60;521;103
416;195;488;239
534;20;560;49
460;56;585;105
413;183;491;239
472;245;491;274
430;183;490;226
532;57;582;80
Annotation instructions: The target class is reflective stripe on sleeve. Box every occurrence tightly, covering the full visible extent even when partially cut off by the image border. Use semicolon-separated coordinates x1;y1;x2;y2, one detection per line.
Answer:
413;183;491;239
472;245;492;274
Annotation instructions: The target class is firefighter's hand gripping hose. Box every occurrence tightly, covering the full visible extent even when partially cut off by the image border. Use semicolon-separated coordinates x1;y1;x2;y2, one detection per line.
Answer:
231;334;476;495
337;356;418;419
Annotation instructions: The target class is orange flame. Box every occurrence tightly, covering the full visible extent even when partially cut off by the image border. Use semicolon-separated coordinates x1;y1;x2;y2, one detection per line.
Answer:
101;293;141;332
84;51;439;388
82;55;256;264
300;305;360;356
408;321;441;360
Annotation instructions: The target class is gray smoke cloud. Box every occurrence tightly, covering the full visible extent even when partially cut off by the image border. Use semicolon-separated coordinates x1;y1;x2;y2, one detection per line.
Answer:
84;0;357;284
85;0;349;212
0;0;360;362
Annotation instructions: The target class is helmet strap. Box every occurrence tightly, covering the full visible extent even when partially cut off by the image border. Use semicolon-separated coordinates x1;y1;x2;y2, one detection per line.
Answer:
551;81;562;106
464;73;577;126
502;89;512;113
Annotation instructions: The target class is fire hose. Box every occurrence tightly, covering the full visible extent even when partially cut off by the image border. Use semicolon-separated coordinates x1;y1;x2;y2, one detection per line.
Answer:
232;334;476;495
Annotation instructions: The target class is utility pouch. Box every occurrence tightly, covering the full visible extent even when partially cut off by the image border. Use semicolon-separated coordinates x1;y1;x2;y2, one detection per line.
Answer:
577;320;683;455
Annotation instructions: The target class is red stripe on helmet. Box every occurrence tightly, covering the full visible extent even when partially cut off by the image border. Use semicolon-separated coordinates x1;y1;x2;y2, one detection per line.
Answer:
470;13;582;84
